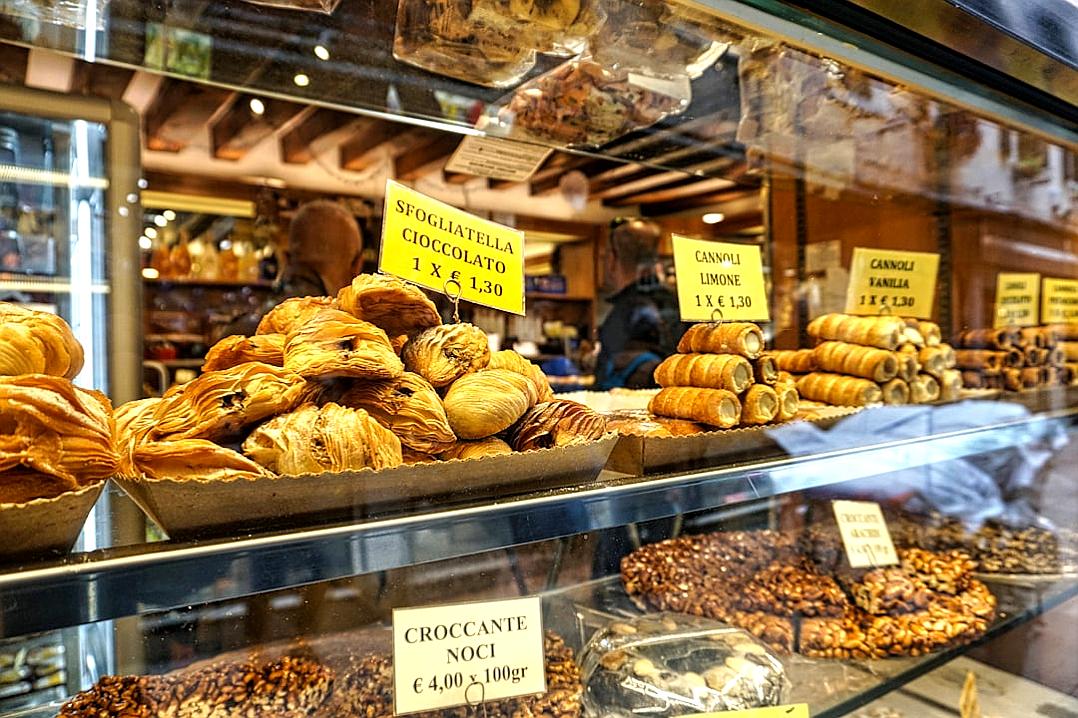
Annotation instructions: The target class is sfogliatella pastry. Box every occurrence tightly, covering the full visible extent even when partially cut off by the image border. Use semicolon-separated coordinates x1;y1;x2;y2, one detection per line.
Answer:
284;309;404;380
677;322;764;358
134;439;273;482
256;296;337;336
649;387;741;428
507;400;607;451
244;403;403;475
487;349;555;401
151;362;307;441
403;323;491;388
439;436;513;461
653;353;753;393
337;273;441;338
0;375;117;502
0;302;84;379
113;398;162;477
203;334;285;372
443;369;537;439
334;373;455;454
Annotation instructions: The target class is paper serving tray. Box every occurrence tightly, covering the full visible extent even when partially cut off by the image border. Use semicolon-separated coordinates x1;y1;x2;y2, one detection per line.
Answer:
114;434;618;539
0;483;104;563
605;406;860;476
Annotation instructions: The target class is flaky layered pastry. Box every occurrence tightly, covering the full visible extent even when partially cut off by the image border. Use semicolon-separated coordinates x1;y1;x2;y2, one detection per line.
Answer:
337;273;441;337
203;334;285;372
335;372;455;453
444;369;537;439
244;402;402;475
486;350;555;402
284;309;404;380
0;302;85;379
256;296;337;336
151;362;307;441
0;375;117;499
506;400;607;452
403;323;491;388
439;437;513;461
134;440;273;482
113;398;162;477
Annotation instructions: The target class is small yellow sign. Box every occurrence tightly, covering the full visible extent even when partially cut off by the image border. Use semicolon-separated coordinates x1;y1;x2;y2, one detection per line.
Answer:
844;247;939;319
1041;277;1078;324
994;272;1040;327
380;180;525;315
686;704;810;718
672;235;770;322
833;500;899;568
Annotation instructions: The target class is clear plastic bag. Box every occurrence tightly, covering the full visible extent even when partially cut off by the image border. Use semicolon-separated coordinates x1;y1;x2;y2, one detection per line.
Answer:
0;0;108;30
393;0;537;88
588;0;724;78
579;612;789;718
481;56;691;147
466;0;605;57
241;0;342;13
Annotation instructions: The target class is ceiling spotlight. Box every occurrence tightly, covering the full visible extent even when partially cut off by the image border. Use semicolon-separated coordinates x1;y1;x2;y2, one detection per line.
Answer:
118;206;129;217
141;267;160;279
154;215;168;227
126;192;138;203
138;236;152;250
293;73;310;87
144;227;158;239
702;212;726;224
249;98;266;116
314;45;330;61
163;209;177;221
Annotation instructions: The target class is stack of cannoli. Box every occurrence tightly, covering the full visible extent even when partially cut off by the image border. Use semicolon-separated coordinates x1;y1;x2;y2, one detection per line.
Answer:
647;322;799;429
955;324;1078;390
794;313;960;407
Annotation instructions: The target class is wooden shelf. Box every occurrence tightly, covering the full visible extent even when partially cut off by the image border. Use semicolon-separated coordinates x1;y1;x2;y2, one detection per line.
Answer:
144;277;274;289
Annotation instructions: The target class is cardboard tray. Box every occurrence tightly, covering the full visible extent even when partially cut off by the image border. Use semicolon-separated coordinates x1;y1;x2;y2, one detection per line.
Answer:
0;483;104;564
114;434;618;539
605;406;861;476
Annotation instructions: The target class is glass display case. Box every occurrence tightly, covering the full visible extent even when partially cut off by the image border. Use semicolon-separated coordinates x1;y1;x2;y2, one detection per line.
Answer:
0;0;1075;717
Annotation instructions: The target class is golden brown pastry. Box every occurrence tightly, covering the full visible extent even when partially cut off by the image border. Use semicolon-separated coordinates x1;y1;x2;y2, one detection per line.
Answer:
0;375;117;497
901;324;925;348
909;373;940;403
113;398;162;477
507;400;607;451
203;334;285;372
1042;324;1078;342
151;362;307;441
649;387;741;428
443;369;536;439
939;369;963;402
917;346;950;377
954;327;1018;350
771;349;817;374
244;402;402;475
337;273;441;338
916;320;942;346
439;437;513;461
0;469;79;504
1048;347;1066;366
284;308;403;380
895;349;920;382
653;353;753;392
754;354;779;385
401;447;440;464
334;373;455;453
1061;341;1078;362
134;440;273;482
812;341;898;382
774;380;799;421
677;322;764;358
796;372;882;406
403;323;491;388
1025;346;1049;366
880;378;910;405
256;296;337;336
0;302;84;379
953;350;1008;374
806;314;906;350
742;384;779;425
487;350;555;401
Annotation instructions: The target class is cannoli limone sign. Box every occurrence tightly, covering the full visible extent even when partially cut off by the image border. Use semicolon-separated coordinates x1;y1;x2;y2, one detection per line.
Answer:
380;180;525;315
845;247;939;319
672;235;770;322
1042;277;1078;324
994;272;1040;327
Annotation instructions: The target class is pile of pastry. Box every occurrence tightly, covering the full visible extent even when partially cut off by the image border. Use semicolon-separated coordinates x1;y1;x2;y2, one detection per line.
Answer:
955;324;1078;391
642;321;799;431
115;274;607;483
776;313;962;407
0;303;119;505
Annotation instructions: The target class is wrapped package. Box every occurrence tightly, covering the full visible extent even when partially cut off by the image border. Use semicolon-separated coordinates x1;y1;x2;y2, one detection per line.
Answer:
579;613;788;717
588;0;724;78
484;57;690;147
468;0;605;57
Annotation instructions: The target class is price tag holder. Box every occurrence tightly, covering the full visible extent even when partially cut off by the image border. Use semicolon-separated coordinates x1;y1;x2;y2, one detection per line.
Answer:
686;704;810;718
844;247;939;319
832;500;899;568
444;136;553;183
994;272;1040;327
380;180;525;315
672;234;770;322
392;596;546;715
1041;277;1078;324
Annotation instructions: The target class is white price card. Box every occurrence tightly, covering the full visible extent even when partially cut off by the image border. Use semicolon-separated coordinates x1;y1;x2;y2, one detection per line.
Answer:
444;135;553;183
392;596;546;715
832;500;899;568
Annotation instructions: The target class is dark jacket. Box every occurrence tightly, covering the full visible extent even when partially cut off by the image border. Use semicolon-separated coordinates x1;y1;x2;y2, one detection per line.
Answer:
595;274;685;390
222;266;329;337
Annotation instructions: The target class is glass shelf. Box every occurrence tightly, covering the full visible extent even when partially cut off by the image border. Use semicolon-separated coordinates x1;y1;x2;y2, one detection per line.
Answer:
0;274;109;294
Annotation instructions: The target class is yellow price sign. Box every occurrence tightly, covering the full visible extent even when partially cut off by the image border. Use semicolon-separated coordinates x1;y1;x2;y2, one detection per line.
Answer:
1041;277;1078;324
844;247;939;319
994;272;1040;327
672;235;770;322
686;704;810;718
380;180;525;315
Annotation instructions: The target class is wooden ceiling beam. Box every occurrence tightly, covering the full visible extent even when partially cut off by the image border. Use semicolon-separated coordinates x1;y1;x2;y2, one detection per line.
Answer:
639;187;759;217
144;79;232;152
0;44;28;85
70;61;135;99
394;132;460;180
210;94;304;161
529;158;619;195
280;107;351;164
603;176;743;208
594;157;740;201
339;118;409;171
